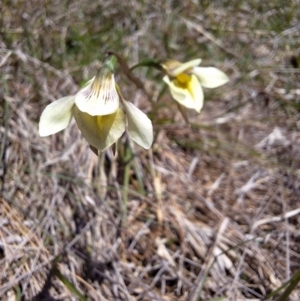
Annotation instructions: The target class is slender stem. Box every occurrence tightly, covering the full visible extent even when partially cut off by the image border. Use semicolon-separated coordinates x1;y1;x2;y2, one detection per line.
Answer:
122;144;131;225
106;50;151;99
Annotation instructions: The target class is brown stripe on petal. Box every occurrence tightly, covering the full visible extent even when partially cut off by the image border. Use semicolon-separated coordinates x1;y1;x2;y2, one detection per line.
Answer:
79;72;119;109
82;86;92;100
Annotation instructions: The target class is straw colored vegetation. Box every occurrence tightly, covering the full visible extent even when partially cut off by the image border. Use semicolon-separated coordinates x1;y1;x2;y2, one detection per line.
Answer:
1;0;300;300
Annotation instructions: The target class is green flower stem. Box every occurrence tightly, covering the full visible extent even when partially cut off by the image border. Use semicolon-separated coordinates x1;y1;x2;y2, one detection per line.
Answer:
103;54;117;72
129;58;162;71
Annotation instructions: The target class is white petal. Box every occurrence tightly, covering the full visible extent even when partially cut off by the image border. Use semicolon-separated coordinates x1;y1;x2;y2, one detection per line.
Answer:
188;75;204;112
75;74;119;116
74;106;125;151
163;75;204;113
122;100;153;149
39;96;75;137
171;58;202;77
193;67;229;88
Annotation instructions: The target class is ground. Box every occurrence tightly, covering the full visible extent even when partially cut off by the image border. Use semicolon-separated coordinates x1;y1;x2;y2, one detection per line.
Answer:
1;1;300;300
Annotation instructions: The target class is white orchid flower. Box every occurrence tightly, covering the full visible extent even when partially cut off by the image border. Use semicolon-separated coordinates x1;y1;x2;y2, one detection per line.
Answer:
39;56;153;151
161;58;229;113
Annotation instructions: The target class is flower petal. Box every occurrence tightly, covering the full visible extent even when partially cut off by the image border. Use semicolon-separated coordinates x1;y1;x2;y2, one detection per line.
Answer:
122;100;153;149
75;73;119;116
163;75;204;113
187;74;204;113
39;96;75;137
74;106;125;151
171;59;202;77
193;67;229;88
162;59;201;77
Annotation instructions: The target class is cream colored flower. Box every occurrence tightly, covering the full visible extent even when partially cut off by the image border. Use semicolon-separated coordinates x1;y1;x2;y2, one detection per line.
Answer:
161;58;229;113
39;57;153;151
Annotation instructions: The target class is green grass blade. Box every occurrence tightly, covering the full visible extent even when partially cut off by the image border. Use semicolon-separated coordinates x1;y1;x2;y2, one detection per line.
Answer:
54;267;88;301
264;269;300;301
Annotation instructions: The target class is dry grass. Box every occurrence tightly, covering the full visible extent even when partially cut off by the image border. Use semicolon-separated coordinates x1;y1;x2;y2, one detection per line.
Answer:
1;0;300;300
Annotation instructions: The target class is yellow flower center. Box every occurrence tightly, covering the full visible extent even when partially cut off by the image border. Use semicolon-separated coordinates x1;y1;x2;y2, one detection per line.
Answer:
175;73;196;99
174;73;191;89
